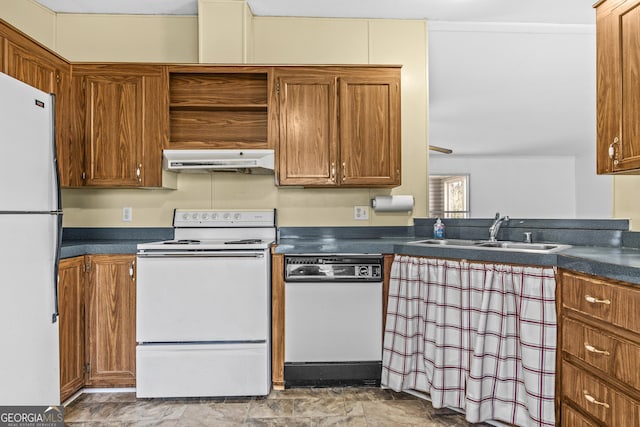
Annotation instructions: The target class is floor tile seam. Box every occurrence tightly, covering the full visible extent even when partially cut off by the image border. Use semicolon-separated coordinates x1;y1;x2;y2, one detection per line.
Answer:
64;402;120;423
250;397;297;419
292;395;348;418
104;401;189;423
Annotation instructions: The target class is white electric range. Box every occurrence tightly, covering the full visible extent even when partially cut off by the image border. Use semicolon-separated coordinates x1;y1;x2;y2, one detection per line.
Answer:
136;209;276;398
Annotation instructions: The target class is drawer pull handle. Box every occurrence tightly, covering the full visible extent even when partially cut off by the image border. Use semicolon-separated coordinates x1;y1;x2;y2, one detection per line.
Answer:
583;390;610;409
585;295;611;305
584;343;610;356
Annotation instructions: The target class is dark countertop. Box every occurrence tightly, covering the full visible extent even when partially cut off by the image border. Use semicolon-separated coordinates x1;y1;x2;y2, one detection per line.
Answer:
61;240;145;258
61;227;172;259
61;223;640;286
275;237;640;285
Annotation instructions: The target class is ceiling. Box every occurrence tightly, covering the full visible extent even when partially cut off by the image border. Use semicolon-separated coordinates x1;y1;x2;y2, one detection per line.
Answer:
34;0;595;24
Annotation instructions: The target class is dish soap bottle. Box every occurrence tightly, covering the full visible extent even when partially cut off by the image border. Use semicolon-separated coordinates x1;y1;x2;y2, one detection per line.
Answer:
433;218;445;239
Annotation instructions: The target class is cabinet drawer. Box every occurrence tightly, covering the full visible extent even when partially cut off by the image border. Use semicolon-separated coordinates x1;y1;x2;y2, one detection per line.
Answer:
561;271;640;335
562;362;640;426
563;317;640;391
561;403;598;427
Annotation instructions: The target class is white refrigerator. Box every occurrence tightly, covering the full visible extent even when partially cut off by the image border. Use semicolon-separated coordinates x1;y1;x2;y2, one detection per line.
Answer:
0;72;62;405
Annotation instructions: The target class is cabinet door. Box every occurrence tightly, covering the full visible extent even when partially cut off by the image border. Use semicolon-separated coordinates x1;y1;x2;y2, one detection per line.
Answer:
86;255;136;387
339;72;401;186
58;257;85;402
596;0;640;173
276;70;338;186
81;75;144;186
73;65;167;188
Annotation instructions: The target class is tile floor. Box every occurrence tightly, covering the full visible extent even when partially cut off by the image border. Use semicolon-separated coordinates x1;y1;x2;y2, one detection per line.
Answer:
64;387;491;426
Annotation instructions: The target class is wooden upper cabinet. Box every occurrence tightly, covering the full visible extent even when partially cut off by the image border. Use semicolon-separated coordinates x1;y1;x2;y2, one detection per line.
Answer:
275;66;401;187
276;70;338;186
596;0;640;173
72;64;167;187
86;255;136;387
0;20;77;186
339;73;401;186
166;66;271;149
82;74;144;186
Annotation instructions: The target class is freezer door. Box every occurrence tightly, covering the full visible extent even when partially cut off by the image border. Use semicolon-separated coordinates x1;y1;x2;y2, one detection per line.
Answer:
0;72;58;212
0;213;60;405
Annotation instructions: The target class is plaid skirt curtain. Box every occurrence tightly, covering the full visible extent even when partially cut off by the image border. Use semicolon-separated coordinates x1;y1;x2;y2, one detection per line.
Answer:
381;256;556;427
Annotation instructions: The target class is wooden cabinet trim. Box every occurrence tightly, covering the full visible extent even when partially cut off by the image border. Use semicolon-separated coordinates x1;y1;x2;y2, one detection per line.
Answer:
271;252;285;390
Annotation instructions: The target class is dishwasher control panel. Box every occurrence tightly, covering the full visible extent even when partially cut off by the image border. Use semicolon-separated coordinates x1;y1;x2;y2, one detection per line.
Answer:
284;255;383;282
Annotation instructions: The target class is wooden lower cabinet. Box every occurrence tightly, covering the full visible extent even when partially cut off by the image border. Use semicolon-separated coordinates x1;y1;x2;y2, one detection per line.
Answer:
557;269;640;426
58;254;137;400
86;255;137;387
58;257;85;401
561;403;599;427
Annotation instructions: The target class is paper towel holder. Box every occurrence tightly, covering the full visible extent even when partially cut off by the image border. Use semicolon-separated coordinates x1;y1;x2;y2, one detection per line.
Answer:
370;195;414;212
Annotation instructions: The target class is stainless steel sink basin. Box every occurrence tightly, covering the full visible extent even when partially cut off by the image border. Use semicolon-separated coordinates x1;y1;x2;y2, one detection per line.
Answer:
476;242;563;251
410;239;481;246
407;239;571;253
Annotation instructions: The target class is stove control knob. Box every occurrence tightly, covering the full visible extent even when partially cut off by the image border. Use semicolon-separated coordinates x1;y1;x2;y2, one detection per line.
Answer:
192;213;200;221
234;213;241;220
223;213;231;220
202;213;210;221
182;213;190;220
211;213;218;220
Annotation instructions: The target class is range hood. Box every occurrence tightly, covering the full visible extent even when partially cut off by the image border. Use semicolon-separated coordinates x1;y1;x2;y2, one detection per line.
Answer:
163;149;275;174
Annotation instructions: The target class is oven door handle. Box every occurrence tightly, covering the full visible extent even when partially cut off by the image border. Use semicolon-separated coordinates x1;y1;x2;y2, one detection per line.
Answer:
137;251;265;258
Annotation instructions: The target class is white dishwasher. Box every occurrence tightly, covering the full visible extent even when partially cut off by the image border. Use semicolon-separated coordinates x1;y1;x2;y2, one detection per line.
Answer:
284;255;383;387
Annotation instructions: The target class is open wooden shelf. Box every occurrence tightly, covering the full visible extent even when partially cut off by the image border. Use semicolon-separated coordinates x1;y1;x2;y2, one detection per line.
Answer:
167;71;270;149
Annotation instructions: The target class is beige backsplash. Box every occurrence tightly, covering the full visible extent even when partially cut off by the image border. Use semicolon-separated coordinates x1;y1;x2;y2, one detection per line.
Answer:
61;173;418;227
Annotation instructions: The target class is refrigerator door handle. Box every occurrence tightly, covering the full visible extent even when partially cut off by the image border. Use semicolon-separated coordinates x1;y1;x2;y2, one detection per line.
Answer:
50;93;62;214
52;212;62;323
50;92;62;323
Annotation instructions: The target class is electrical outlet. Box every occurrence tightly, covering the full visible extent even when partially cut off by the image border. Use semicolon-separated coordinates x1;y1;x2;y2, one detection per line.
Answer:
122;207;133;222
354;206;369;220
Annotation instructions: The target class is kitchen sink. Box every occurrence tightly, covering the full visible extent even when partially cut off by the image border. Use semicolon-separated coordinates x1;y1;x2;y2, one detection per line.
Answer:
410;239;482;246
407;239;571;253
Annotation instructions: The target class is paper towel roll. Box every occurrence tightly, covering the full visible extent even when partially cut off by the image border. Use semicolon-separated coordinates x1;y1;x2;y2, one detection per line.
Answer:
371;195;414;212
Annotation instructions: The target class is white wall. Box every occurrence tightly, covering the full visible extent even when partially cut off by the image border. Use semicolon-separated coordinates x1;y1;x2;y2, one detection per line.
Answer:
426;21;613;220
574;145;613;219
429;155;577;218
427;22;596;157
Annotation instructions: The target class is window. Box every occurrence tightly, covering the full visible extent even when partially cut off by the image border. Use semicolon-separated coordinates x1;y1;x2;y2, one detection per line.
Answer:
429;174;470;218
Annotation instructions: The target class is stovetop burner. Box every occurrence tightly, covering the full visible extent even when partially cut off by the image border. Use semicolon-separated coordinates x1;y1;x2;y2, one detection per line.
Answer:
224;239;262;245
163;239;201;245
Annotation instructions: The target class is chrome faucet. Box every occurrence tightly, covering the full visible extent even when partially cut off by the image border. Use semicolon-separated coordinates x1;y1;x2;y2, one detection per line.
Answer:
489;212;510;242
